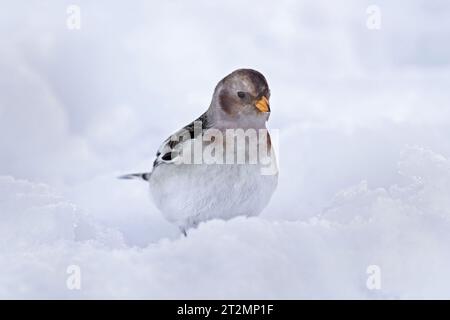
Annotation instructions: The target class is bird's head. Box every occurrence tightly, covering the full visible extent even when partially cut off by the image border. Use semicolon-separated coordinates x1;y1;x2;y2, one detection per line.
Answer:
209;69;271;129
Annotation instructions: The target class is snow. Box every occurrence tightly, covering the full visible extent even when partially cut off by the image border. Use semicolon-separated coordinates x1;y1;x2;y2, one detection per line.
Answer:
2;146;450;299
1;0;450;299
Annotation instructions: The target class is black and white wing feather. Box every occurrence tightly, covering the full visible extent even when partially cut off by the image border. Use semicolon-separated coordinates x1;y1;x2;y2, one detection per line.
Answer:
152;112;210;168
120;113;210;181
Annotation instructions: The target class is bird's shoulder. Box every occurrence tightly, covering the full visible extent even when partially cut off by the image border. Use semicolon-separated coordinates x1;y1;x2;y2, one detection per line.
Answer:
152;112;210;168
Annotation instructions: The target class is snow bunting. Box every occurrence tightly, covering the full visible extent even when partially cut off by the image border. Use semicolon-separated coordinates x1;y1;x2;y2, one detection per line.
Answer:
121;69;278;235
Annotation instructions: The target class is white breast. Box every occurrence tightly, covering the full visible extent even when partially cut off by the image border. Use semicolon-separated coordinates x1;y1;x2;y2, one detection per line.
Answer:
149;162;278;230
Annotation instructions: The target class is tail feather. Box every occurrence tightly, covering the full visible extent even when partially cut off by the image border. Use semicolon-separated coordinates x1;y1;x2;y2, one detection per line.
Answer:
118;172;151;181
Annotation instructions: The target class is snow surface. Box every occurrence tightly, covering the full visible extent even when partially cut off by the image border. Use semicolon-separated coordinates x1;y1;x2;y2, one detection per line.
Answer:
1;0;450;298
1;146;450;299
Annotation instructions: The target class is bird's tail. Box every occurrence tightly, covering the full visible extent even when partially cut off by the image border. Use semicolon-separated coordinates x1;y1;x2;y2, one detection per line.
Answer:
118;172;151;181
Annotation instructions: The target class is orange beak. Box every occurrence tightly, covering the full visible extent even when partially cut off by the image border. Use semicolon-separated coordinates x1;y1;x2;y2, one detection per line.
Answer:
255;96;270;113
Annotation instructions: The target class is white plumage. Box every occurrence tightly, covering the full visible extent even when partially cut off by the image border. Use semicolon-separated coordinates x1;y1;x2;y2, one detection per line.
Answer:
150;162;277;230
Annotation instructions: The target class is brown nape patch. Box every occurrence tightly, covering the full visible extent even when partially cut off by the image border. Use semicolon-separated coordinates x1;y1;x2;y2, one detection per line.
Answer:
219;91;238;116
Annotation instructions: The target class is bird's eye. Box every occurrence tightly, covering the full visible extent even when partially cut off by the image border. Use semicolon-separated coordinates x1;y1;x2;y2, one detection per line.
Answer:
237;91;246;99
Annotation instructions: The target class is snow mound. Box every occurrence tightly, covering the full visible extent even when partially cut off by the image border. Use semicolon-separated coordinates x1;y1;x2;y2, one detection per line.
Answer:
1;146;450;299
0;176;124;251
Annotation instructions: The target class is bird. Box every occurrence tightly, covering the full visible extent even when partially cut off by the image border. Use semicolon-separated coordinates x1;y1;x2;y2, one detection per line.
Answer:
120;69;278;236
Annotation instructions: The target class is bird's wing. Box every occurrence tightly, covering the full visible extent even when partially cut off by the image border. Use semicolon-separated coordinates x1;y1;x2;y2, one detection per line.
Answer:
152;112;210;168
119;113;209;182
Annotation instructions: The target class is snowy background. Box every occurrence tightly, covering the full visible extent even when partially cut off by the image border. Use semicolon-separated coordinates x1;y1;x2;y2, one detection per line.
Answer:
1;0;450;299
